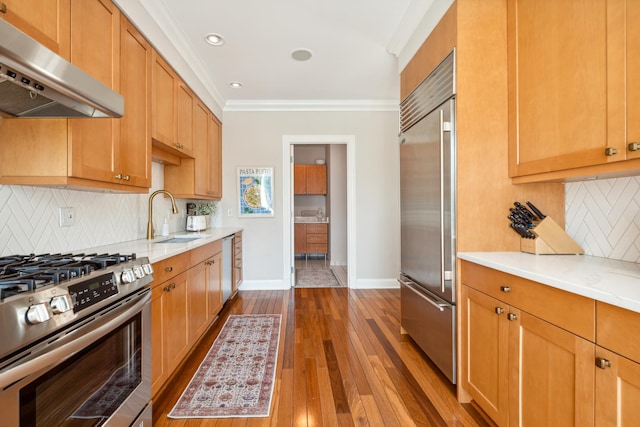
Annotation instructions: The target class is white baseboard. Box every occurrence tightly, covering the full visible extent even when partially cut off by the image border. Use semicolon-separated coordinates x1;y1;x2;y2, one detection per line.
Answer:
238;280;291;290
351;278;400;289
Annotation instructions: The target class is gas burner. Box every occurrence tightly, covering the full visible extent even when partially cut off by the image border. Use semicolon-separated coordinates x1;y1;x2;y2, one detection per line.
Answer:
0;252;138;299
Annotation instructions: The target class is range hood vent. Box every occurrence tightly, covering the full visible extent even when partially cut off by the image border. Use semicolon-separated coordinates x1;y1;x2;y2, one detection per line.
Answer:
0;19;123;118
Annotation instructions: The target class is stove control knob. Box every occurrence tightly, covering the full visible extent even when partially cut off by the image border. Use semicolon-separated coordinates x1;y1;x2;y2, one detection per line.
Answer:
50;295;73;314
133;265;145;279
26;303;51;324
120;269;136;284
142;263;154;275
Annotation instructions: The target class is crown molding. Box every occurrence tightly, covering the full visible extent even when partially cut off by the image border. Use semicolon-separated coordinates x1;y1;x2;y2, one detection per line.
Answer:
224;99;399;112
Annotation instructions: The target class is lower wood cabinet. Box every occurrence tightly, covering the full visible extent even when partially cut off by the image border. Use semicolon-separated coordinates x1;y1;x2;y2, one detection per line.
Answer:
460;261;596;427
294;223;328;255
151;240;224;397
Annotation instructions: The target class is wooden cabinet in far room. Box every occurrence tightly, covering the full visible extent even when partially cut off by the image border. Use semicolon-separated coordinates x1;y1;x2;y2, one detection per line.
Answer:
0;0;71;56
460;261;596;426
294;165;326;194
508;0;640;182
295;223;328;256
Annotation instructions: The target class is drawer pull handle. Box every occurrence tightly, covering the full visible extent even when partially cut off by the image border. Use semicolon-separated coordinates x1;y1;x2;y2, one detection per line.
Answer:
629;142;640;152
500;286;511;293
595;357;611;369
165;267;173;272
605;147;618;156
0;3;6;13
507;313;518;321
495;307;505;315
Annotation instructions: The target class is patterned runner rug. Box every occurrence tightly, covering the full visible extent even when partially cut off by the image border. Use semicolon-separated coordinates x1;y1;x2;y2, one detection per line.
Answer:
168;314;281;418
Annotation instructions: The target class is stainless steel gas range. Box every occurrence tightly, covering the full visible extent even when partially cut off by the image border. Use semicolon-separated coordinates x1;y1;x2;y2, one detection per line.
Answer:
0;252;154;426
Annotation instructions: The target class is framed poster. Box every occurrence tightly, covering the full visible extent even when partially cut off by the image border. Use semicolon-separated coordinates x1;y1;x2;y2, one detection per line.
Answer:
237;167;274;217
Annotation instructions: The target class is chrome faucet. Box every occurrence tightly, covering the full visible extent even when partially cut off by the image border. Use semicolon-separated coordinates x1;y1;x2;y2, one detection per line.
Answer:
147;190;179;240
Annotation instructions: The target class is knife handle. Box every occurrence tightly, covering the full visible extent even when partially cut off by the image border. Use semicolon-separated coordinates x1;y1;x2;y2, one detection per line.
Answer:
526;201;546;220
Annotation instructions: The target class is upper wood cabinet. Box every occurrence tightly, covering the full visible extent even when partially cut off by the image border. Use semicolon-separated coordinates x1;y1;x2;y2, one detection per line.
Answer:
508;0;640;182
0;0;151;192
164;100;222;200
151;51;194;158
294;165;326;195
0;0;71;56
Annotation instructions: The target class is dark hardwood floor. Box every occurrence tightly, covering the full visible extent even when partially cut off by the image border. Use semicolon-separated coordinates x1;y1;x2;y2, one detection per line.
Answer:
152;288;493;426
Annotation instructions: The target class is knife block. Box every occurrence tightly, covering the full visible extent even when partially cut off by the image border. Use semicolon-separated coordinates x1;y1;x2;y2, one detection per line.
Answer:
520;216;584;255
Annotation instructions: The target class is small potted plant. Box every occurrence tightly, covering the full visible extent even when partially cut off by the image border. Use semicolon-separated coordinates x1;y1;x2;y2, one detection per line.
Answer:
196;201;216;216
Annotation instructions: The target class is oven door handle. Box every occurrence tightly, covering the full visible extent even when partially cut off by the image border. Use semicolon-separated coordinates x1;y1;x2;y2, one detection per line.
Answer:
0;291;150;391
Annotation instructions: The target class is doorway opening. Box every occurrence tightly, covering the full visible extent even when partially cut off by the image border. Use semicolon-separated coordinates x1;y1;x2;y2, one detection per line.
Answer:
282;135;356;288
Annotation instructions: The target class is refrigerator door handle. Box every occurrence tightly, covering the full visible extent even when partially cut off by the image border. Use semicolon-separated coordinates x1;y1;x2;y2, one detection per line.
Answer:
398;278;448;312
439;109;446;294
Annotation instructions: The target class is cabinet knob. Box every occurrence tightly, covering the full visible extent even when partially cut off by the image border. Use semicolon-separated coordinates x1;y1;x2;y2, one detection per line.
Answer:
114;173;122;180
500;286;511;293
122;175;130;181
165;266;173;272
495;307;505;315
605;147;618;156
628;142;640;152
0;3;6;13
595;357;611;369
507;313;518;321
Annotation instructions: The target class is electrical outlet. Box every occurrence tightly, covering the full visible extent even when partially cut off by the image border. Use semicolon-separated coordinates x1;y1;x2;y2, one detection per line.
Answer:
227;208;232;217
59;207;76;227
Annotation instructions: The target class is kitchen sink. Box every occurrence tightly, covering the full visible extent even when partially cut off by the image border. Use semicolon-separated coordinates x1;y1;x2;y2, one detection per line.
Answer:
156;235;207;244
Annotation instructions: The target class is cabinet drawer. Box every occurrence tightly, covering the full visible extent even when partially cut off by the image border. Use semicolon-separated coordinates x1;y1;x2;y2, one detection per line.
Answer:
461;261;595;340
190;240;222;265
307;234;327;244
152;252;189;285
597;302;640;362
306;223;327;234
307;243;327;253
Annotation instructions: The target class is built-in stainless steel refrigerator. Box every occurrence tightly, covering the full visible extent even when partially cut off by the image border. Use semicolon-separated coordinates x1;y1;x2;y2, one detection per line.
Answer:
399;50;456;383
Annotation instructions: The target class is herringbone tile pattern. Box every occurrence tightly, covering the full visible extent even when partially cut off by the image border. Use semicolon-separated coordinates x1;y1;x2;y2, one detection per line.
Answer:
566;177;640;261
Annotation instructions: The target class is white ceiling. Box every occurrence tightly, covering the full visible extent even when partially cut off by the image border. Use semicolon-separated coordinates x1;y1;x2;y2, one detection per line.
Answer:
115;0;453;112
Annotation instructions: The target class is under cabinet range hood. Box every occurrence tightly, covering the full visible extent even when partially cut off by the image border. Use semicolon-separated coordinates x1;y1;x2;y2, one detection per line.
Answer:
0;19;123;118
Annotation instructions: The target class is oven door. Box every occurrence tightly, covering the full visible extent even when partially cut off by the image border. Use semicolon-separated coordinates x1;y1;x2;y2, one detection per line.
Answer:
0;288;151;426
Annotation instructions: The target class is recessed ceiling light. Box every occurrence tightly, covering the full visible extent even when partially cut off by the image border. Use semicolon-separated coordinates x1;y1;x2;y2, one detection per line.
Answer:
229;81;243;88
205;33;225;46
291;48;313;61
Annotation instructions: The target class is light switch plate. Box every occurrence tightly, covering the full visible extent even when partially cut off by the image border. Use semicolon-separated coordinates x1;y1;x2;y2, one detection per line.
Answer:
59;207;76;227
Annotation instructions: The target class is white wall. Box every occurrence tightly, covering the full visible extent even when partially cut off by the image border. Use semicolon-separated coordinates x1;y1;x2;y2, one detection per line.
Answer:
329;144;348;265
219;110;400;288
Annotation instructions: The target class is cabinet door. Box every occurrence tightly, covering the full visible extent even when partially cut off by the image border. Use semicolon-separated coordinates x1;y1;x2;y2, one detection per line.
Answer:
460;286;509;426
306;165;326;194
294;223;307;254
187;260;209;344
164;271;189;374
151;51;177;147
68;0;120;183
207;252;223;316
119;16;151;188
207;113;222;198
627;0;640;160
294;165;306;194
176;82;194;156
595;347;640;426
193;101;209;196
507;0;622;177
509;309;595;427
0;0;70;55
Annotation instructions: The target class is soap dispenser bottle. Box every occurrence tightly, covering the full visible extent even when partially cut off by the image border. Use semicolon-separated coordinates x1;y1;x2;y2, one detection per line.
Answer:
161;217;169;236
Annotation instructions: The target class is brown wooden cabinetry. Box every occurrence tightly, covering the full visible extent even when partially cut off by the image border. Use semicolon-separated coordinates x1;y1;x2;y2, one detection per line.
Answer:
151;51;194;159
294;165;326;194
460;261;596;426
295;223;328;255
164;100;222;200
508;0;640;182
0;0;71;56
233;232;243;293
595;302;640;426
0;0;151;192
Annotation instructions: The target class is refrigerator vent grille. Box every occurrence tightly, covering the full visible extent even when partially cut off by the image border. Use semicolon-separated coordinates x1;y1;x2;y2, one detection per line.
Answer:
400;50;455;132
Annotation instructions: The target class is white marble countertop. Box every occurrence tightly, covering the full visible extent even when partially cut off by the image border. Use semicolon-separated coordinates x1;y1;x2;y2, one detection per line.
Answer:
457;252;640;313
80;227;243;264
293;217;329;224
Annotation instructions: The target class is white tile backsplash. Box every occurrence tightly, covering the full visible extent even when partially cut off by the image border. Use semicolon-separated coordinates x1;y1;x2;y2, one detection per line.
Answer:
0;163;195;256
566;177;640;262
